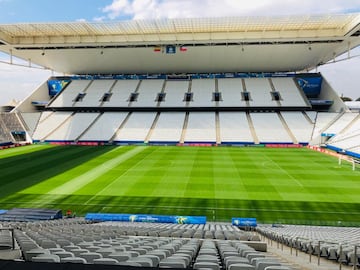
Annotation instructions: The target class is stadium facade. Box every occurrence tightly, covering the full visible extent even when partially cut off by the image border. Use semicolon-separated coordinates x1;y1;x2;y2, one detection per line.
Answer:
0;14;359;157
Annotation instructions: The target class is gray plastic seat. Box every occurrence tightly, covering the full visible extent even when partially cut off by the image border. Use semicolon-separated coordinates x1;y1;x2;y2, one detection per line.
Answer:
264;266;292;270
159;258;187;268
40;240;58;249
61;256;87;264
32;254;60;263
52;251;74;259
147;250;167;260
108;252;132;262
247;253;265;264
127;256;154;267
228;263;255;270
252;258;279;267
71;248;89;256
117;261;142;267
93;258;119;265
62;245;80;252
225;256;251;269
193;261;220;270
139;254;160;267
95;248;115;257
196;254;220;264
78;252;102;263
257;262;282;270
86;245;102;252
24;248;50;261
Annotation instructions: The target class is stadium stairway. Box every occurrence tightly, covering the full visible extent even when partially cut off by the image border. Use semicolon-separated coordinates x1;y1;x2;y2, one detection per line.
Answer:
264;238;354;270
258;225;358;270
1;218;358;269
0;218;308;269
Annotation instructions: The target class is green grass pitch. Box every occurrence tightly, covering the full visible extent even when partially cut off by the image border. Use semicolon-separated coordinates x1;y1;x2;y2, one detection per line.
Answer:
0;144;359;225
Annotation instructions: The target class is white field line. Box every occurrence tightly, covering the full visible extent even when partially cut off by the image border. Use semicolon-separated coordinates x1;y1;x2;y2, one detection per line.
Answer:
47;146;146;195
262;155;304;188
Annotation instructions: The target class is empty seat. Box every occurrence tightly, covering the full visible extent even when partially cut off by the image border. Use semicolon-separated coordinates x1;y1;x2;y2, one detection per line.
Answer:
52;251;74;259
95;248;115;257
196;254;220;264
127;256;154;267
257;262;282;270
32;254;60;263
39;240;58;249
159;258;187;268
251;257;278;267
62;245;81;252
147;250;167;260
78;252;102;263
56;239;72;247
24;248;50;261
108;252;132;262
61;256;87;264
71;248;89;256
225;257;251;269
193;261;220;270
93;258;119;265
263;266;292;270
86;245;102;252
117;261;142;267
228;263;255;270
139;254;160;267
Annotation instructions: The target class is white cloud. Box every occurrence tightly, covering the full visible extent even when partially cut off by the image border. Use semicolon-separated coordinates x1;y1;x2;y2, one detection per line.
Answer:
0;0;359;105
0;62;52;105
317;47;360;100
101;0;360;20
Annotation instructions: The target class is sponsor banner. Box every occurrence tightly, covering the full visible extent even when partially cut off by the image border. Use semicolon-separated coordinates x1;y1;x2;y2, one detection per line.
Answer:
48;79;70;96
296;77;322;97
265;144;303;148
85;213;206;224
232;217;257;227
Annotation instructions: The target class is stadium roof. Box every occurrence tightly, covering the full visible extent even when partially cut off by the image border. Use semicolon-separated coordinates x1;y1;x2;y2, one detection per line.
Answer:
0;14;360;74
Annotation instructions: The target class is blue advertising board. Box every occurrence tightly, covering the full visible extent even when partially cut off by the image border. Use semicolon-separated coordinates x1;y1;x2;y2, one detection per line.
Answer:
85;213;206;224
296;77;322;97
232;217;257;227
47;79;70;96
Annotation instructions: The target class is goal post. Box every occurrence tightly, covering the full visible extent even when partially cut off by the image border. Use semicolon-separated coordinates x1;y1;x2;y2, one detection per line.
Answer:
338;155;360;171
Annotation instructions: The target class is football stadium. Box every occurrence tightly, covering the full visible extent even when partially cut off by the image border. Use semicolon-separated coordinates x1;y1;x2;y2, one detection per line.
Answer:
0;14;360;270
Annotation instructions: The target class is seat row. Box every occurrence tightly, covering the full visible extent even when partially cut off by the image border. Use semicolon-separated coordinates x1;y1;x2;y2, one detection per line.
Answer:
257;225;360;266
21;237;294;270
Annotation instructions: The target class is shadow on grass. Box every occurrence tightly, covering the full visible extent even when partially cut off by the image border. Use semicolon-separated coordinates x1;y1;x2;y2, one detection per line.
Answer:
1;193;359;226
0;145;117;198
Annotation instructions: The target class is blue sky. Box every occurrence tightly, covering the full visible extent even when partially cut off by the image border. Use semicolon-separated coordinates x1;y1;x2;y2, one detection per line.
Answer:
0;0;360;104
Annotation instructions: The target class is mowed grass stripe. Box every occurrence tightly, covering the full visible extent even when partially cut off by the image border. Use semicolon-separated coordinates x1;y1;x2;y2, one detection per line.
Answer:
0;145;116;198
0;145;359;225
21;146;148;207
47;146;146;195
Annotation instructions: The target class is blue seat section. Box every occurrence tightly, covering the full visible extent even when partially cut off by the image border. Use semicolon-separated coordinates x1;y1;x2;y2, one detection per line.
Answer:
232;217;257;227
85;213;206;224
0;208;62;222
0;210;7;215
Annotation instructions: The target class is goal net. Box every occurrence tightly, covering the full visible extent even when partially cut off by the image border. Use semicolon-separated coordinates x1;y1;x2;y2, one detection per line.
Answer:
338;155;360;171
